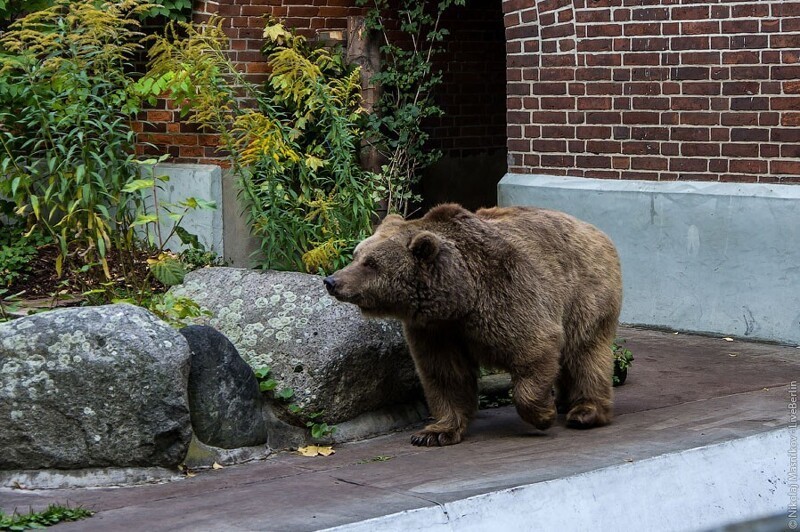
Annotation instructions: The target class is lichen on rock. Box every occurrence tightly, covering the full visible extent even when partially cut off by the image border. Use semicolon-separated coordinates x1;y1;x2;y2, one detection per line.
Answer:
169;267;421;423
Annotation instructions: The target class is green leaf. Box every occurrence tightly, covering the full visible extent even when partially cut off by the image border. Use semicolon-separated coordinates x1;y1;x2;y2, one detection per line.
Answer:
122;179;156;193
175;226;202;249
259;378;277;392
276;387;294;401
149;257;187;286
131;214;159;227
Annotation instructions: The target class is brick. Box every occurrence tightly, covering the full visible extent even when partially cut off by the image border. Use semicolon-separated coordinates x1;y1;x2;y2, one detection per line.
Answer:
733;128;770;142
722;143;759;158
729;159;768;174
631;7;668;21
586;140;621;153
630;127;669;141
568;140;586;153
578;97;613;110
679;52;720;66
624;22;661;36
586;83;623;96
576;155;612;168
541;125;575;138
682;82;720;96
671;5;709;20
730;35;768;50
630;156;666;170
731;3;769;18
782;113;800;127
773;66;800;80
576;126;613;139
670;158;708;172
722;82;759;96
671;97;709;110
623;111;660;125
722;51;760;65
671;36;709;51
721;113;758;126
761;144;781;158
672;127;710;141
681;112;719;126
681;143;720;157
541;154;575;167
730;97;769;111
681;21;718;35
532;111;568;123
532;139;566;152
722;20;759;34
709;159;729;173
781;144;800;158
730;65;769;79
586;111;621;124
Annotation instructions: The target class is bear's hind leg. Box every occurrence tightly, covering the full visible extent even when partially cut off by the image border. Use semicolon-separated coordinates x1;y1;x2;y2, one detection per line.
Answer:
562;333;614;429
511;347;560;431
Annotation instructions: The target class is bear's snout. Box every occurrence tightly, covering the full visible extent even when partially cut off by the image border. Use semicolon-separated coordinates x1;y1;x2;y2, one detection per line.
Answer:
323;275;337;295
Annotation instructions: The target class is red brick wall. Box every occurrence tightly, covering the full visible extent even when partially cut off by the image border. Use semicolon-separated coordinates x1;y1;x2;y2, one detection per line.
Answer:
504;0;800;183
138;0;368;164
428;2;507;157
138;1;508;167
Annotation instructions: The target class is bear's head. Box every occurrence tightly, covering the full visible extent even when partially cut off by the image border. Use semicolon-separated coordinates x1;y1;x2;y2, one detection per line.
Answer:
323;211;476;322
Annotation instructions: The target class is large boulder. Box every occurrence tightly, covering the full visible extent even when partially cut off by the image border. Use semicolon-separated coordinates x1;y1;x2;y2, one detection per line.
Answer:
180;325;267;448
0;304;192;469
170;268;421;424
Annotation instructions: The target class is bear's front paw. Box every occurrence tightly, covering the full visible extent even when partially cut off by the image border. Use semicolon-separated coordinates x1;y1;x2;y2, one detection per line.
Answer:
410;428;463;447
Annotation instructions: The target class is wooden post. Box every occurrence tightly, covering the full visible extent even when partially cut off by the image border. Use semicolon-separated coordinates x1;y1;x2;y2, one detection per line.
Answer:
346;16;383;175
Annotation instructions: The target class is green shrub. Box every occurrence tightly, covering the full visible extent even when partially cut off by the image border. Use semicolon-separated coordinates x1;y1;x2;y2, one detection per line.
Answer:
0;224;50;287
0;0;149;278
139;18;379;274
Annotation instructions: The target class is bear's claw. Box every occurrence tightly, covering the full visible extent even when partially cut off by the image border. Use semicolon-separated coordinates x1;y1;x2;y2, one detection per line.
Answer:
410;429;462;447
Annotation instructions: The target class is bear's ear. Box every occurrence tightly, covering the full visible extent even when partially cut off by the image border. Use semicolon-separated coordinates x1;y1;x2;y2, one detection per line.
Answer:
409;231;441;263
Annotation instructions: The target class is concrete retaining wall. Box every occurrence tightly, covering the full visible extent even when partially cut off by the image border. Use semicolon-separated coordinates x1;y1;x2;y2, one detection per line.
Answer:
498;174;800;345
146;163;259;267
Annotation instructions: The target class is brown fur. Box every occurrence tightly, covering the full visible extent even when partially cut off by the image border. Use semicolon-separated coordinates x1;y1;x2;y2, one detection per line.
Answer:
325;204;622;446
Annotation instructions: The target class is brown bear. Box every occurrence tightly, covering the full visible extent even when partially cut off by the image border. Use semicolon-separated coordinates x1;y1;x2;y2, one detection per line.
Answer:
323;203;622;447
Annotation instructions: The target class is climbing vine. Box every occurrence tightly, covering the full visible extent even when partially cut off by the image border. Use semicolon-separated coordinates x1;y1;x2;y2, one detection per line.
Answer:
357;0;465;216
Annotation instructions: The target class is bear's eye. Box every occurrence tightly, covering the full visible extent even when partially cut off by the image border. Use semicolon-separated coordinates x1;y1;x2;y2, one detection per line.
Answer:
363;257;379;270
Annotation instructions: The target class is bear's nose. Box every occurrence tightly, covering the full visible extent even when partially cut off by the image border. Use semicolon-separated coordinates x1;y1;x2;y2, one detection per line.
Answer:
323;276;337;294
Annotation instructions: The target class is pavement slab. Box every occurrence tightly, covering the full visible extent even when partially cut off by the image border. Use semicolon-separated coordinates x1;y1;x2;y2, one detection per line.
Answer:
0;327;797;531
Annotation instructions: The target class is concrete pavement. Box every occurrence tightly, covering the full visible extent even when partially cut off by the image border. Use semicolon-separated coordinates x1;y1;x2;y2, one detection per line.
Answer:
1;327;797;531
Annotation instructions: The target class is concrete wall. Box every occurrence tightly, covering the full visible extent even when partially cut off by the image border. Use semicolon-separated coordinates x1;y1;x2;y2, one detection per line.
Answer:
145;163;259;267
499;174;800;345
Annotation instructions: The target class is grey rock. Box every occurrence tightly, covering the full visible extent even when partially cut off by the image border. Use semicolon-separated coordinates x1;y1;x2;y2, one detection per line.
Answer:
170;267;421;425
0;304;192;470
180;325;267;448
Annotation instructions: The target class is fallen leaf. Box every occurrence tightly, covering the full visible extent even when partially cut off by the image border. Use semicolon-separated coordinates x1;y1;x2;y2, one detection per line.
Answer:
298;445;335;457
186;471;196;478
728;353;738;357
212;462;224;470
723;337;734;342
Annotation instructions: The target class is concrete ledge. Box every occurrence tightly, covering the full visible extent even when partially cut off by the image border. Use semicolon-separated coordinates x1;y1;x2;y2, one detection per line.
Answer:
499;174;800;345
329;427;792;532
